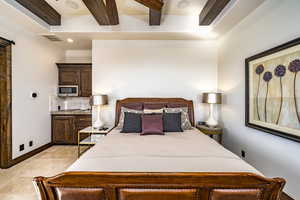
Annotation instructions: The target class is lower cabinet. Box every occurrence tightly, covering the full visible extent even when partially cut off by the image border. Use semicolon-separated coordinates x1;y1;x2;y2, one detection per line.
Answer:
52;115;92;144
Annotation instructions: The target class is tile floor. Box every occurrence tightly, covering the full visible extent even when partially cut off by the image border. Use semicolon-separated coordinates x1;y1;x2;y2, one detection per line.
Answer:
0;145;83;200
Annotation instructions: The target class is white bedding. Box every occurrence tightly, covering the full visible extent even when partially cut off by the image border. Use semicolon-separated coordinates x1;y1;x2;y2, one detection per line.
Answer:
67;128;261;175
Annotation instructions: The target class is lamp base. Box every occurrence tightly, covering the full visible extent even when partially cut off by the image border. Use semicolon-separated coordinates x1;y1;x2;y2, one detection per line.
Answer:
93;120;104;129
206;104;218;127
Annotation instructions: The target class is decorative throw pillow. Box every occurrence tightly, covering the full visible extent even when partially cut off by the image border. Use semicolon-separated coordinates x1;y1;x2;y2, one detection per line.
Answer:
141;114;164;135
117;107;143;129
144;103;167;109
121;112;142;133
163;112;183;132
143;108;164;114
164;107;192;130
122;103;143;110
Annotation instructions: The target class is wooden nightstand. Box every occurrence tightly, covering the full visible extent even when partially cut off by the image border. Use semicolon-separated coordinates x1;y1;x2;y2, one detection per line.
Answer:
77;126;113;157
196;124;223;144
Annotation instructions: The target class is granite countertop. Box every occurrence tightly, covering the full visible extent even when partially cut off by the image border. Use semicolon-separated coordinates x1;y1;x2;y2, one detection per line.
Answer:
51;109;92;115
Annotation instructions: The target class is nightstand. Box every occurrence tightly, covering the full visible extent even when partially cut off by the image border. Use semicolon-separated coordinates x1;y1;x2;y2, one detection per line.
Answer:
77;126;113;157
196;124;223;144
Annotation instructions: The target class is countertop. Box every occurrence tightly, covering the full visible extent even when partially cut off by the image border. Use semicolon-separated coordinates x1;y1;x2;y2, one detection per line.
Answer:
51;109;92;115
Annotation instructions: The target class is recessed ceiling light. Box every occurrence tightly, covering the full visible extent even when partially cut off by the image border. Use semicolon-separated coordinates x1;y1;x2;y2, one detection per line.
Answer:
67;38;74;43
177;0;190;9
65;0;79;9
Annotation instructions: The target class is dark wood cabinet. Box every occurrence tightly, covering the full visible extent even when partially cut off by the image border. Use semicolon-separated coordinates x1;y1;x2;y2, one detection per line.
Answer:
52;115;92;144
59;68;80;85
52;116;75;144
57;63;92;97
80;68;92;97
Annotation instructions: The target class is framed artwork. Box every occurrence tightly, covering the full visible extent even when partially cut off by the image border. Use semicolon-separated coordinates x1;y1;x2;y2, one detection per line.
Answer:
246;37;300;142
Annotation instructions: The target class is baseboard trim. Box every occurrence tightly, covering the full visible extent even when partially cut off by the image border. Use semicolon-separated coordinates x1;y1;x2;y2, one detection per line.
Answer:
281;192;294;200
1;143;52;169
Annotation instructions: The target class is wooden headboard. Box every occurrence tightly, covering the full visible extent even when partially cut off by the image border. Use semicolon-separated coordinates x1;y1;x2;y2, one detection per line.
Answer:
115;98;195;126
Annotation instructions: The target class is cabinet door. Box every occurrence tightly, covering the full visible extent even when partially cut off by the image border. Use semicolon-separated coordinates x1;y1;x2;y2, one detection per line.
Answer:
80;68;92;97
59;68;80;85
52;116;75;144
76;115;92;141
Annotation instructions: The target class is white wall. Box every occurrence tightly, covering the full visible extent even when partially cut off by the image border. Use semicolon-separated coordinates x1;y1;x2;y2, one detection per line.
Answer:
93;40;218;125
218;0;300;198
0;19;64;158
64;50;92;63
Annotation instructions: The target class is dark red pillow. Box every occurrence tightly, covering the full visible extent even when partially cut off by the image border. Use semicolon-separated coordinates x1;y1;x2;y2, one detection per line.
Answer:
144;102;167;109
167;103;188;108
141;114;164;135
122;103;143;110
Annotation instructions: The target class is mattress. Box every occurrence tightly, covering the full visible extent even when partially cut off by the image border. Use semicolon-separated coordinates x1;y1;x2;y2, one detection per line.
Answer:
67;128;261;175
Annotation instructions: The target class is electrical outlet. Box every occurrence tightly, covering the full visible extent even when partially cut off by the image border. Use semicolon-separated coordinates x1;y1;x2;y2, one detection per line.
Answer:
19;144;24;151
29;141;33;147
241;150;246;158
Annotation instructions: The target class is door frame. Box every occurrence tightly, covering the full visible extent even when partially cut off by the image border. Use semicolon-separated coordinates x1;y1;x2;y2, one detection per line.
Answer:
0;37;14;168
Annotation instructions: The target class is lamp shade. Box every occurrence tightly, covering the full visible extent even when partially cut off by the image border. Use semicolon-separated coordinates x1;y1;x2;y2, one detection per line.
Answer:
202;93;222;104
91;94;108;106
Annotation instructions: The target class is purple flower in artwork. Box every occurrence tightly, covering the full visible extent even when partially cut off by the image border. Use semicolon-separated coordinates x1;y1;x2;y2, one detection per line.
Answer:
255;65;264;75
288;59;300;73
288;59;300;123
255;64;264;121
274;65;286;77
274;65;286;125
263;71;272;122
263;71;273;82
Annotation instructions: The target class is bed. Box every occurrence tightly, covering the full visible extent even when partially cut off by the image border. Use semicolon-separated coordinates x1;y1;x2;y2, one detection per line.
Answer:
34;98;285;200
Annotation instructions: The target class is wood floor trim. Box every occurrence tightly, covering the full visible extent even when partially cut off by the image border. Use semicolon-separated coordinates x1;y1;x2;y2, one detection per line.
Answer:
12;143;53;167
1;143;53;169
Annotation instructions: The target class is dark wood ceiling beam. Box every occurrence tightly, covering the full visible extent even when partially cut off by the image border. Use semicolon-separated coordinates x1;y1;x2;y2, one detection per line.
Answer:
149;8;162;25
199;0;231;25
106;0;120;25
82;0;119;25
134;0;164;11
134;0;163;25
15;0;61;26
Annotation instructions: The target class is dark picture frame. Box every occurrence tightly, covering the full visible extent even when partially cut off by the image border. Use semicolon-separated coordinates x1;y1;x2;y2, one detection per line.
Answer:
245;37;300;143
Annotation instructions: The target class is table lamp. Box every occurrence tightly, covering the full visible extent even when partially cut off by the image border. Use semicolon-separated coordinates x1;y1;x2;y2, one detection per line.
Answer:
202;92;222;127
91;94;108;129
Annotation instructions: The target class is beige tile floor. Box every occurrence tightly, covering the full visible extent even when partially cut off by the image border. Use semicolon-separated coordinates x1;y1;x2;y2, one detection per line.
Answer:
0;145;84;200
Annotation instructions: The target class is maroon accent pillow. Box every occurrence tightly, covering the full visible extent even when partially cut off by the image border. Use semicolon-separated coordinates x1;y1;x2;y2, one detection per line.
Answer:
144;103;167;109
122;103;143;110
141;114;164;135
167;103;188;108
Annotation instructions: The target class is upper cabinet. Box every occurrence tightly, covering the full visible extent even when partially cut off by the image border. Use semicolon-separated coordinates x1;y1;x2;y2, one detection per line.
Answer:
57;63;92;97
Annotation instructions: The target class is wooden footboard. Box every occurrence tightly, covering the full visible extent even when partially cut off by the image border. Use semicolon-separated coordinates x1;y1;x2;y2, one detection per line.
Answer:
33;172;285;200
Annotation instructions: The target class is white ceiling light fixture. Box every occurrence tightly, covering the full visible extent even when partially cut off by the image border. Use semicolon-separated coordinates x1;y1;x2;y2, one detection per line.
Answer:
65;0;80;10
67;38;74;43
177;0;190;9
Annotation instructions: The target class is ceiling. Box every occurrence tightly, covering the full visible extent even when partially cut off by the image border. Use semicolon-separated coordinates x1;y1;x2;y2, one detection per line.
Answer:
45;0;207;17
0;0;266;50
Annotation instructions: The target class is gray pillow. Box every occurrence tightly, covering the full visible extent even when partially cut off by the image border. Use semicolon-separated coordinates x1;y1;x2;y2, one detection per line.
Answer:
117;107;143;129
164;107;192;130
121;112;142;133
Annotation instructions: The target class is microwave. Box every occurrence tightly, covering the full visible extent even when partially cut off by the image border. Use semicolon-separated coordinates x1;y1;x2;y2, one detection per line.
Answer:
58;85;79;97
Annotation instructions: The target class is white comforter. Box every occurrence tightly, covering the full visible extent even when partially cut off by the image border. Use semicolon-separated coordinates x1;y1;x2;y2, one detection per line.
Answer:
67;128;261;175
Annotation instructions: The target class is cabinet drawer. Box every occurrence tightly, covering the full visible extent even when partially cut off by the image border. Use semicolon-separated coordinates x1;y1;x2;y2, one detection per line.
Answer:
76;116;92;127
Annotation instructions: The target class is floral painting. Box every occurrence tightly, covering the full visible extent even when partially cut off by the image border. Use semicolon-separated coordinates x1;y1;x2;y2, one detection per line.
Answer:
246;38;300;142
